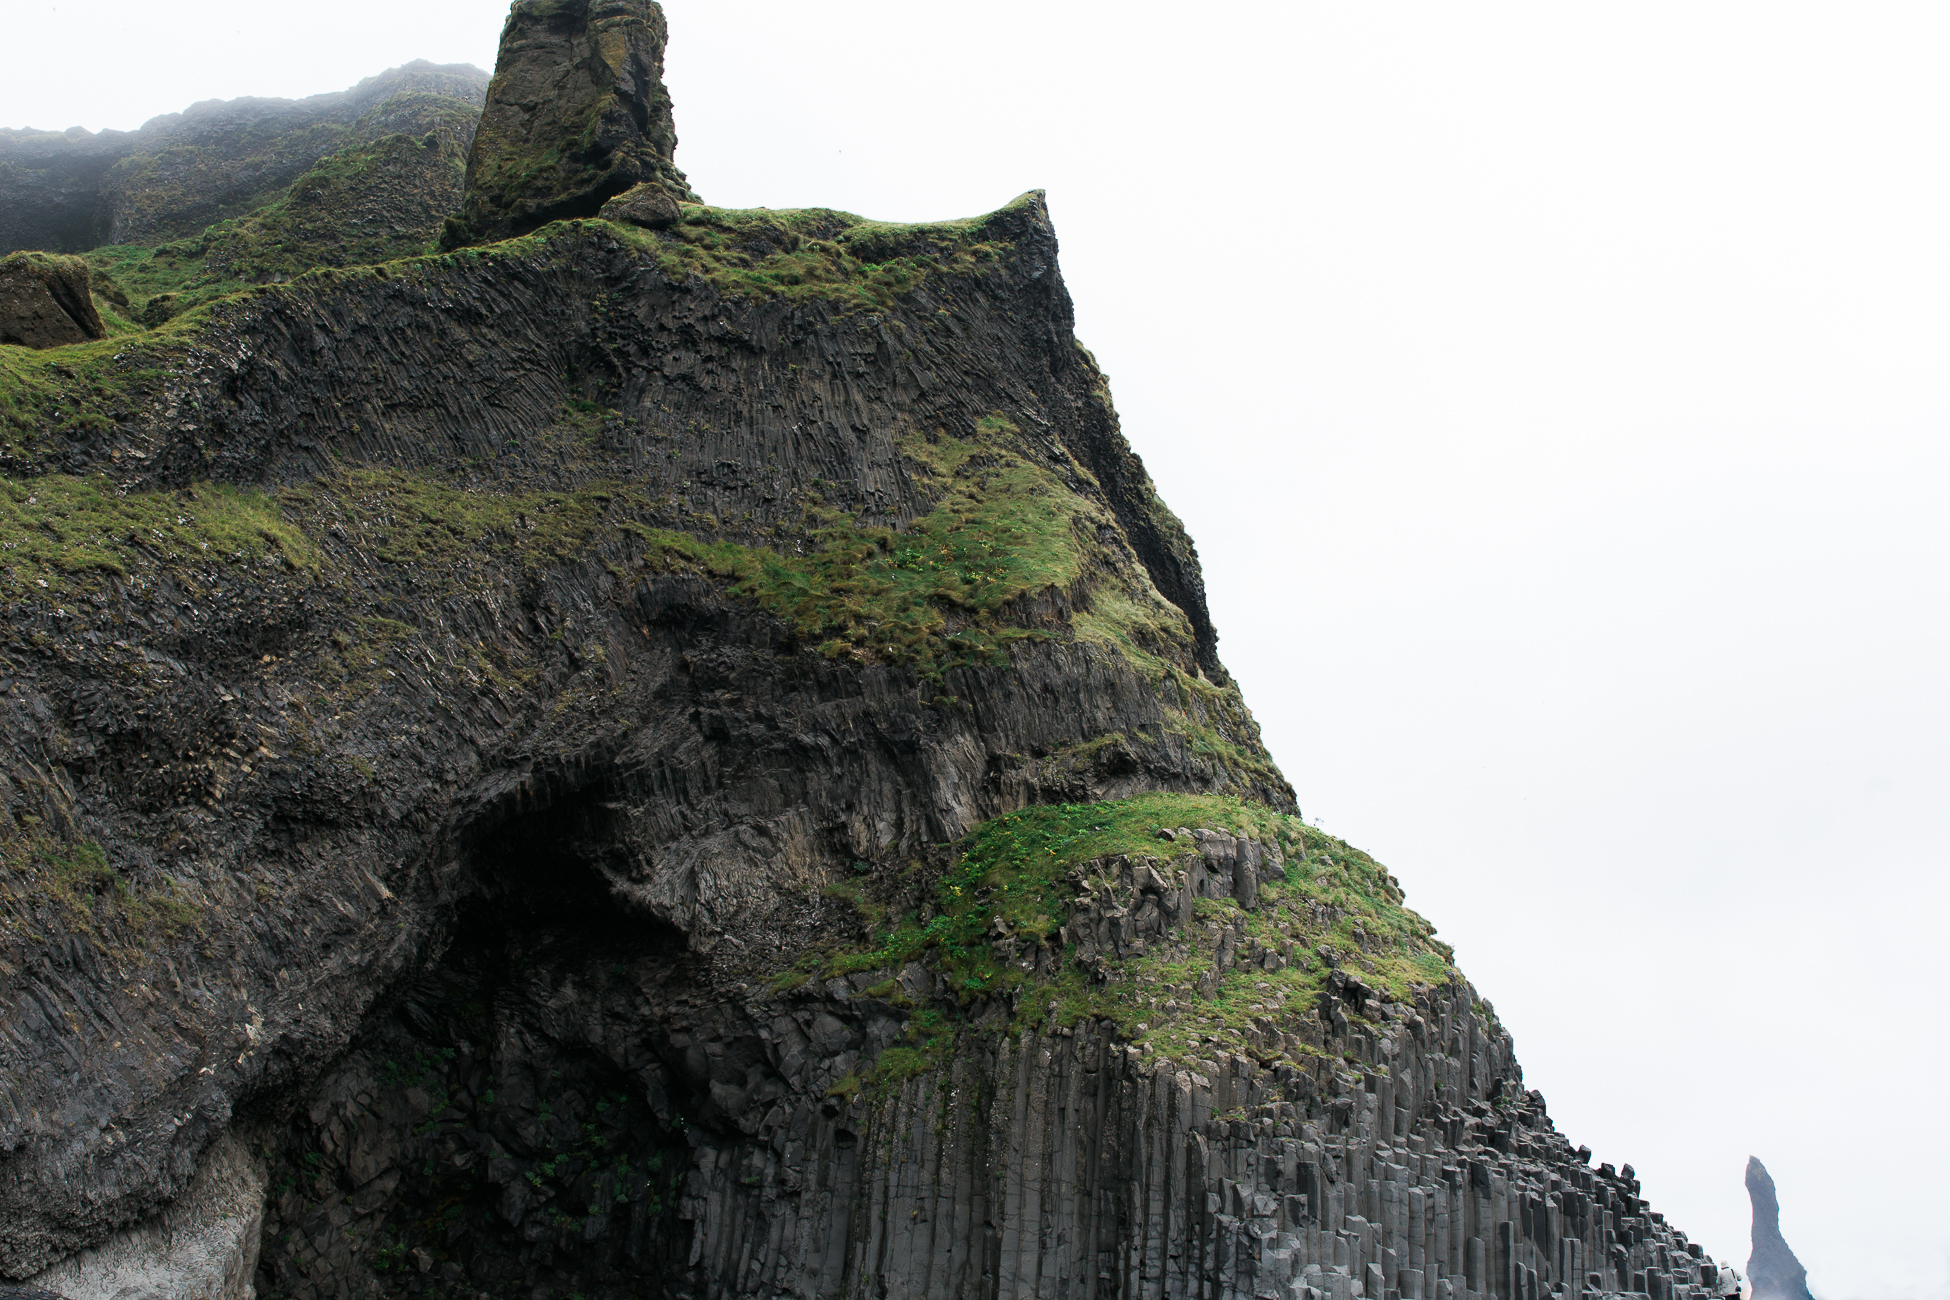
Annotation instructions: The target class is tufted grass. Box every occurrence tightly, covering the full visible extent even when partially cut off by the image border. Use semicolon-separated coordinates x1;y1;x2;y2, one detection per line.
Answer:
603;192;1037;313
0;474;315;591
798;793;1459;1092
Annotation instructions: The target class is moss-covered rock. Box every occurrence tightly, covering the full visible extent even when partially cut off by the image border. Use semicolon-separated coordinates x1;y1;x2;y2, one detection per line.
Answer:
598;180;680;230
0;251;103;347
443;0;697;249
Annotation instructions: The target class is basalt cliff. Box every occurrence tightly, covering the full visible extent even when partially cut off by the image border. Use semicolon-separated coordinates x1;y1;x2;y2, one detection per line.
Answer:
0;4;1743;1300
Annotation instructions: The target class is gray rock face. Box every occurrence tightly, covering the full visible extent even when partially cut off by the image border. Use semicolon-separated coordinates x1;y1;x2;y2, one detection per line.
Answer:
1746;1157;1816;1300
0;61;488;254
0;252;103;347
446;0;697;248
0;195;1279;1280
240;881;1743;1300
0;20;1742;1296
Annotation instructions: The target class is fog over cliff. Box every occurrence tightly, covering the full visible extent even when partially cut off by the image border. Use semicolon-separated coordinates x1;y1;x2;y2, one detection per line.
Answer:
3;2;1946;1297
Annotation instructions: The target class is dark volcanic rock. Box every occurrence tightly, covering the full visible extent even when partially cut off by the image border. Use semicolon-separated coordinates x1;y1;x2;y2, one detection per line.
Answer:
0;19;1741;1299
0;194;1741;1300
445;0;697;249
1747;1156;1817;1300
0;251;104;347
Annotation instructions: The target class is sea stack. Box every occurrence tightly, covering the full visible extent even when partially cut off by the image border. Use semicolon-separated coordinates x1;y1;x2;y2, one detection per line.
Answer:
1747;1157;1818;1300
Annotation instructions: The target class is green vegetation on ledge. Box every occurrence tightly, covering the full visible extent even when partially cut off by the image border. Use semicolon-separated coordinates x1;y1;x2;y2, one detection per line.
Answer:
796;793;1457;1097
605;193;1037;313
86;118;472;326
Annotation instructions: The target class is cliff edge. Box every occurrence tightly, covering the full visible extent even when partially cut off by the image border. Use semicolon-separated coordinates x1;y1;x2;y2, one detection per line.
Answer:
0;5;1741;1300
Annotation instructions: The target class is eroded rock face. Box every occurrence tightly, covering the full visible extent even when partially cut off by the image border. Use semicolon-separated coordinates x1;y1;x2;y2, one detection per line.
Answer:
0;196;1281;1279
0;16;1743;1297
446;0;697;249
0;252;103;347
25;1131;264;1300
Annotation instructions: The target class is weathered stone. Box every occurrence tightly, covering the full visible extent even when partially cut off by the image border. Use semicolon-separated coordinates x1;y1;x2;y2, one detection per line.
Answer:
0;251;102;347
445;0;697;248
0;17;1742;1300
599;179;682;229
25;1131;264;1300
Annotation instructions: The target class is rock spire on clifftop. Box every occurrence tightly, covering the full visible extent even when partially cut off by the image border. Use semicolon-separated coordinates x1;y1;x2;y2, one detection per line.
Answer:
1747;1156;1818;1300
443;0;697;248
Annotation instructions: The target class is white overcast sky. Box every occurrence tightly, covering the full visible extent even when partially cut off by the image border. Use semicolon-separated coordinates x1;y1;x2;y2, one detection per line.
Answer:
7;3;1949;1297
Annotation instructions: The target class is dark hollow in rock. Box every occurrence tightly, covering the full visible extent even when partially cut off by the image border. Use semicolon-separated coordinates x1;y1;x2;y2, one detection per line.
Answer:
0;251;103;347
257;788;704;1299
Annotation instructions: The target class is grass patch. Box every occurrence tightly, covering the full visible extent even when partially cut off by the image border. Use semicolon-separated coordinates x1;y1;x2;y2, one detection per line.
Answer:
603;192;1037;314
0;474;314;592
1;834;202;950
85;120;471;326
807;793;1456;1078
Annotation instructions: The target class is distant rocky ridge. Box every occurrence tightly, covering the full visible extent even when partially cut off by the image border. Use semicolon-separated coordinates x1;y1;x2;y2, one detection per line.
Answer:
0;4;1748;1300
0;62;489;339
0;61;488;255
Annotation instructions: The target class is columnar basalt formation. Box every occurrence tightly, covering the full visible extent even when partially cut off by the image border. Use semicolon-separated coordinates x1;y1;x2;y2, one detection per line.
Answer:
0;4;1743;1299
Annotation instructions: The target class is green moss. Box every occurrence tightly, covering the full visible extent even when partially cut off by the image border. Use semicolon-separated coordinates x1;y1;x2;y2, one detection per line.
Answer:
810;795;1455;1074
84;121;472;324
1;834;203;951
0;474;314;592
598;193;1035;314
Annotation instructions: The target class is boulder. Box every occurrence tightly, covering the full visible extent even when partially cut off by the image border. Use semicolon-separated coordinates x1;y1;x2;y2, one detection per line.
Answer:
0;251;103;348
599;180;682;230
444;0;698;248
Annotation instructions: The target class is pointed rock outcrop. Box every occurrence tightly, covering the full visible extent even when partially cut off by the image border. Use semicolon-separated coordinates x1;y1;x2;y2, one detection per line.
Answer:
1747;1156;1818;1300
444;0;697;248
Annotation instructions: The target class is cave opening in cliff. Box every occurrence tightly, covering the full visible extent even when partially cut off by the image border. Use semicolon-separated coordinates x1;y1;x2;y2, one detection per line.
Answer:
255;782;716;1300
